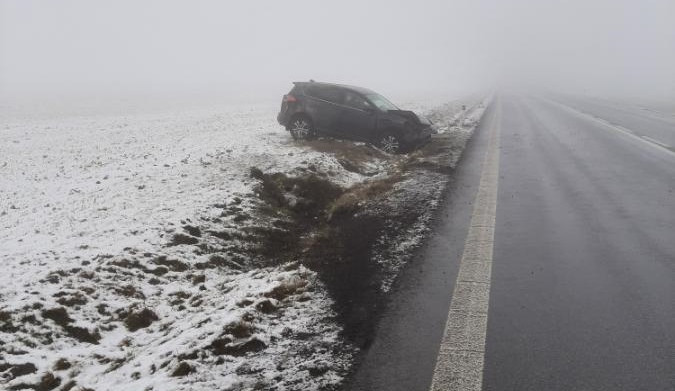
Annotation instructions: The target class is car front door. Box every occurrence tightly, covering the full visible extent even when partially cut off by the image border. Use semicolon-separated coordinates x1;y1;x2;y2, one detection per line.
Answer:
304;85;344;135
337;91;377;141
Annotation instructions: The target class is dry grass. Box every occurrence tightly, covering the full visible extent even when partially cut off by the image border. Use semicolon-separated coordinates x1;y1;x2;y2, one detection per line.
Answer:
265;275;310;301
327;174;402;220
302;138;392;175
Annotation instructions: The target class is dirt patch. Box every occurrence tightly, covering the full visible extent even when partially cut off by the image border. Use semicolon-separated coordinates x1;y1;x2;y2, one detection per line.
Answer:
304;212;387;347
182;225;202;237
255;299;278;314
0;362;37;378
41;307;72;327
328;175;400;219
171;361;194;377
168;233;199;246
60;381;77;391
124;308;159;332
0;310;11;322
209;337;267;357
40;307;101;344
153;256;189;272
0;310;19;333
252;169;344;218
114;284;145;299
194;254;242;270
55;291;88;307
66;325;101;344
109;258;169;276
8;372;61;391
302;139;388;176
264;277;309;301
246;169;346;264
53;358;71;371
222;320;254;339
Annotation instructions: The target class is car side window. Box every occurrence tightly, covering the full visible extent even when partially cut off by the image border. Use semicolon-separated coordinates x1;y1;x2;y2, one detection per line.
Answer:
304;85;319;98
306;85;344;104
343;92;371;111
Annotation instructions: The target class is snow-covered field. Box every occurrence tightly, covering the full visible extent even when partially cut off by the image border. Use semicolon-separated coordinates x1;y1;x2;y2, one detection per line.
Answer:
0;97;485;390
0;103;374;390
1;104;363;285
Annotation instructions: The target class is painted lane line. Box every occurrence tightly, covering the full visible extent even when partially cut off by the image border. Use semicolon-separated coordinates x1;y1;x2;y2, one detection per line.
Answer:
429;100;501;391
543;98;675;158
642;136;671;149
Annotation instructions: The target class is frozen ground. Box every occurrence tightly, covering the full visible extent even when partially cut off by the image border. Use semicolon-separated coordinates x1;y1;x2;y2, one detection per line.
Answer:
1;104;364;284
0;97;486;390
0;103;367;390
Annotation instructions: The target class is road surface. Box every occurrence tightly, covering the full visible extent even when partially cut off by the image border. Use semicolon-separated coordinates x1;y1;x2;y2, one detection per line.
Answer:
346;95;675;391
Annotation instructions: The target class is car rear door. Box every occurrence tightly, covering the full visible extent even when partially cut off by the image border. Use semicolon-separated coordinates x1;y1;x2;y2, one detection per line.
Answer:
337;91;377;141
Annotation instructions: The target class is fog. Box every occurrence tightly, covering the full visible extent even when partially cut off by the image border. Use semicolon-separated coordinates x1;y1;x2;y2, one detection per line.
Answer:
1;0;674;105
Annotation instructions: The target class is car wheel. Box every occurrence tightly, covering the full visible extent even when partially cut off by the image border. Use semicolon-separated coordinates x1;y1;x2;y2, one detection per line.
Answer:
378;133;401;154
289;116;314;140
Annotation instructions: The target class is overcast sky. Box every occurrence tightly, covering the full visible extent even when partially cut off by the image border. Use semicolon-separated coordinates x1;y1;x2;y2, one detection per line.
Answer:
1;0;674;102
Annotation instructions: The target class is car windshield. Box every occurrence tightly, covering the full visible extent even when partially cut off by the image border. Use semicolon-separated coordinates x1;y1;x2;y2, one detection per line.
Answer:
366;93;399;111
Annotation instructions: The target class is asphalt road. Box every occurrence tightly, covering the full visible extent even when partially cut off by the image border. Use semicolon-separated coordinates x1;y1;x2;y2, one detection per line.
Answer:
552;94;675;148
346;95;675;390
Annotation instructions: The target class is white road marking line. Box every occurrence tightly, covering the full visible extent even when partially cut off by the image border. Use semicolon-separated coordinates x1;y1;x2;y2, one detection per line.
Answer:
429;100;501;391
642;136;671;149
543;99;675;158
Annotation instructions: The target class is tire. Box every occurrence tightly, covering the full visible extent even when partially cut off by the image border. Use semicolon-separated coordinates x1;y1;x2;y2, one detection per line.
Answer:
288;115;315;140
377;132;402;154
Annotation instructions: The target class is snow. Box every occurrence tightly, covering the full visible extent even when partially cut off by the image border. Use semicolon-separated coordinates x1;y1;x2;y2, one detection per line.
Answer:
0;103;363;390
0;104;362;303
1;261;350;390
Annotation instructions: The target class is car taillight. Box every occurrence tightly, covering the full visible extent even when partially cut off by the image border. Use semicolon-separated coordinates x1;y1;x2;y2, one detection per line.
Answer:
283;94;298;103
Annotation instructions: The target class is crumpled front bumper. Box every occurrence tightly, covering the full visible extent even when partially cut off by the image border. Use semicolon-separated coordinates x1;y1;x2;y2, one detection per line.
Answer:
403;126;433;146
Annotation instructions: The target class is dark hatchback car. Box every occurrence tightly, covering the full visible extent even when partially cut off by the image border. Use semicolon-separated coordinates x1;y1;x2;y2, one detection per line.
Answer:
277;81;432;153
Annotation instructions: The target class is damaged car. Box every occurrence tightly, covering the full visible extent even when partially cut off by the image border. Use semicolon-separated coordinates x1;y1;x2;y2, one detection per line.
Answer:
277;81;432;153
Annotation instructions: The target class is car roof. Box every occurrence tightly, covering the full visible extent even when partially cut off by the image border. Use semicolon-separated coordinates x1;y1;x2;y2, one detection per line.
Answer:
293;81;377;96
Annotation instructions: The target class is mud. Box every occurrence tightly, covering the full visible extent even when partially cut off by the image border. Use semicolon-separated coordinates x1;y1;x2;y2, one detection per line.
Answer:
0;362;37;379
124;308;159;332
